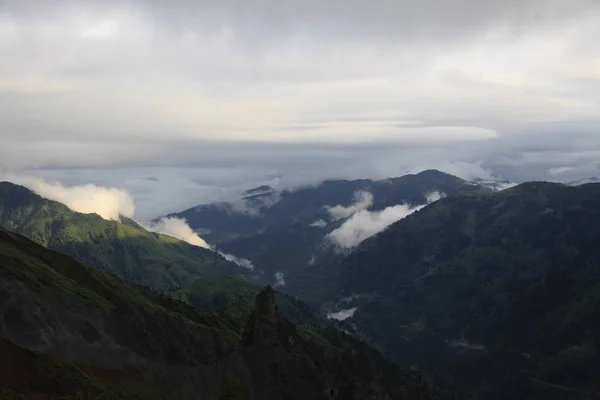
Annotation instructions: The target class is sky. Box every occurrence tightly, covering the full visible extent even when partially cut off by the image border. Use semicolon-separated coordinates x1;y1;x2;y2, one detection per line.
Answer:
1;0;600;218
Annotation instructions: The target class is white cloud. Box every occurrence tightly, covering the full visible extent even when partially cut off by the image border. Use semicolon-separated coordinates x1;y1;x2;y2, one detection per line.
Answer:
147;216;254;269
327;191;445;249
310;219;327;228
148;217;211;248
326;191;373;221
273;271;285;288
219;252;254;270
327;203;424;249
327;307;358;321
547;166;575;176
426;191;445;203
1;174;134;220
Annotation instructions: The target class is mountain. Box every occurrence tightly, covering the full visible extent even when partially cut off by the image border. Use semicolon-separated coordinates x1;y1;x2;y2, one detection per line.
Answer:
567;176;600;186
168;170;494;285
0;228;437;400
0;181;248;290
291;181;600;398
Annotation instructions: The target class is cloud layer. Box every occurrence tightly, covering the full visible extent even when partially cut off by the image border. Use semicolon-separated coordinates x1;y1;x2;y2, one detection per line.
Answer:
2;0;600;214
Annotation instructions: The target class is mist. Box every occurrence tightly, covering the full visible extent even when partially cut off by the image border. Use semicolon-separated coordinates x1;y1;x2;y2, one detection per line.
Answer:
273;271;286;288
148;216;254;270
326;191;374;221
149;217;211;248
2;174;135;221
327;191;446;249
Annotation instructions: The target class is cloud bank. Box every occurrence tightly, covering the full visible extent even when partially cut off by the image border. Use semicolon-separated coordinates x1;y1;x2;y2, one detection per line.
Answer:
327;191;445;249
2;174;134;220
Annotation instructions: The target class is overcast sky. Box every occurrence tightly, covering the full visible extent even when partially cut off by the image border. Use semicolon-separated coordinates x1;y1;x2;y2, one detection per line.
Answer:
1;0;600;218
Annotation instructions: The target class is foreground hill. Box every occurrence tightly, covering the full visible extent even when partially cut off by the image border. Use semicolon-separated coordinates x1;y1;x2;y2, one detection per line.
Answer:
169;170;496;283
0;181;247;290
292;182;600;398
0;228;436;400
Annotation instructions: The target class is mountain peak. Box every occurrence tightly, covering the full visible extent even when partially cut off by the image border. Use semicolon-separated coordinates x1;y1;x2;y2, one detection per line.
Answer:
242;285;280;347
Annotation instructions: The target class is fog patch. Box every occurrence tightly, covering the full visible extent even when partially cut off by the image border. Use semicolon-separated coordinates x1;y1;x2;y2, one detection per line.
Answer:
148;217;254;269
273;271;285;288
327;308;358;321
148;217;211;248
326;191;373;221
1;174;134;221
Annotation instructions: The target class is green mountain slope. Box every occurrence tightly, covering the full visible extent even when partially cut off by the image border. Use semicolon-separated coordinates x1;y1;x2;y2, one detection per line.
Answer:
170;170;492;283
294;182;600;398
0;181;247;290
0;228;437;400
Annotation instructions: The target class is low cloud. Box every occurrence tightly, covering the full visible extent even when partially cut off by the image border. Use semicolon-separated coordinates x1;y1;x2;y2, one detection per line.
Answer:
426;191;445;203
310;219;327;228
327;307;358;321
1;174;134;221
148;217;211;248
326;191;373;221
147;216;254;269
547;166;575;176
327;191;445;249
273;271;285;288
219;252;254;270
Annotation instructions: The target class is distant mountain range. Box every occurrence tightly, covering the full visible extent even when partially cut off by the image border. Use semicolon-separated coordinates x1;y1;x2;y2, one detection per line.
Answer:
0;181;249;290
167;170;512;286
566;176;600;186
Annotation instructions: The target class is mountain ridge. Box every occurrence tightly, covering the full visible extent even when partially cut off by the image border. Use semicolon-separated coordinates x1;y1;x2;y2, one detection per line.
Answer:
0;227;437;399
0;181;249;290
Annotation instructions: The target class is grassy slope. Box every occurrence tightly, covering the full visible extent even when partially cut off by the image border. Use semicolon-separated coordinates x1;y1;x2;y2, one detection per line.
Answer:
0;181;245;290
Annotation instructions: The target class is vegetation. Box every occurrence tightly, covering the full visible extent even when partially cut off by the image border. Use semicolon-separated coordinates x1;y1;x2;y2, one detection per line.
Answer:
0;227;436;399
171;170;490;282
294;181;600;398
0;181;247;290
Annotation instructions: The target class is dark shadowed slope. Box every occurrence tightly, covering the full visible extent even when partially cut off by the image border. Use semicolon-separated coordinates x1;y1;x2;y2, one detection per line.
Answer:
0;181;248;290
292;182;600;399
0;228;437;400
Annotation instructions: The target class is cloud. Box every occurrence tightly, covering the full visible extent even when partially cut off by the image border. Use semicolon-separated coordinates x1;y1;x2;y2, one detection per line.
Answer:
1;1;600;214
327;307;358;321
327;203;424;249
273;271;285;288
326;191;374;221
1;173;134;220
147;216;254;269
310;219;327;228
219;252;254;270
547;166;575;176
426;191;445;203
148;217;211;248
327;191;445;249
